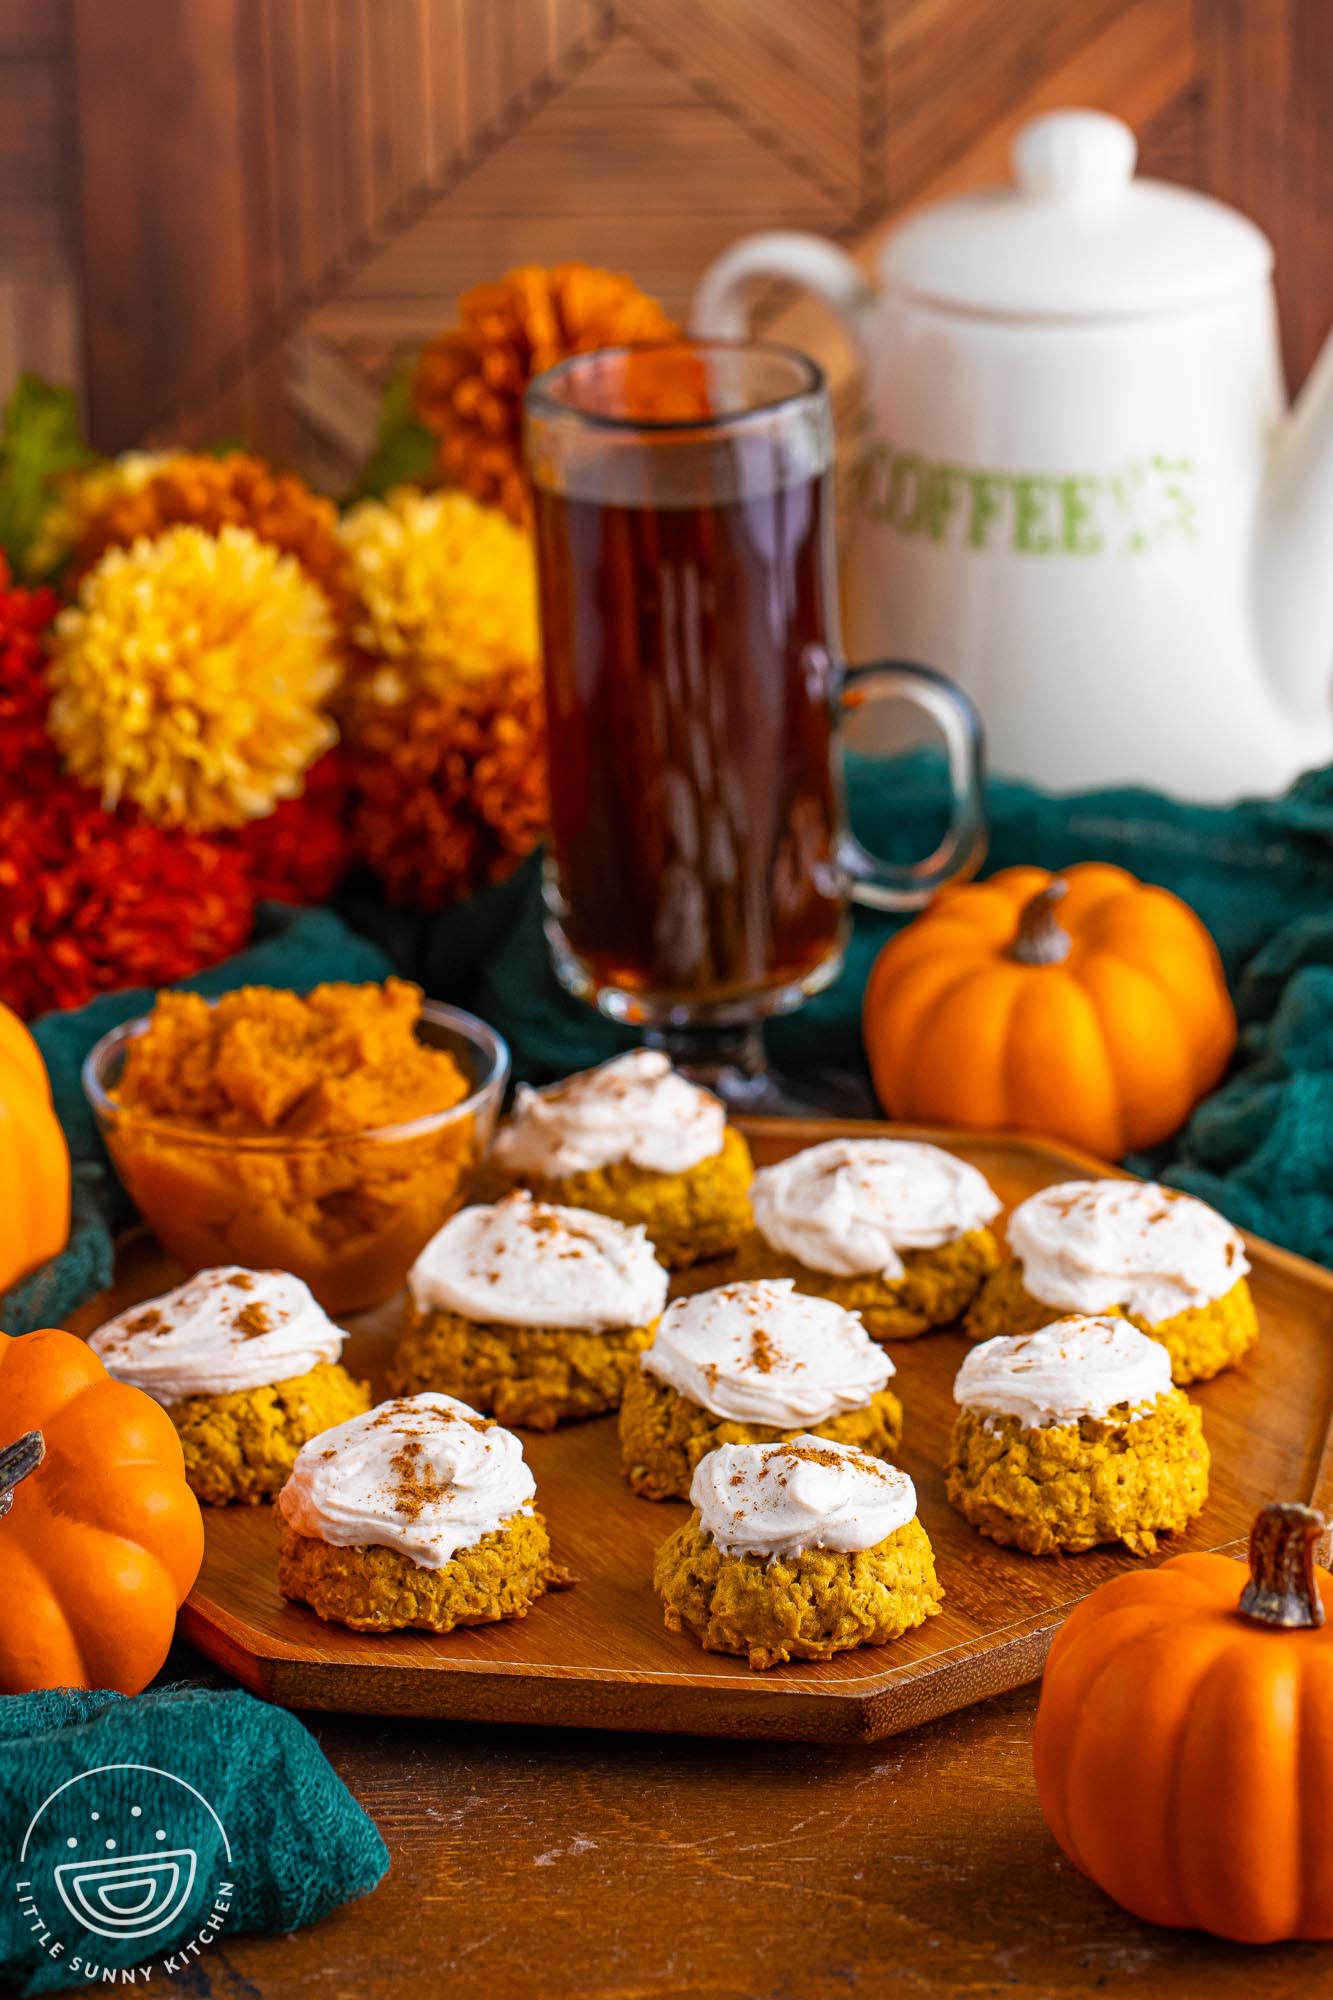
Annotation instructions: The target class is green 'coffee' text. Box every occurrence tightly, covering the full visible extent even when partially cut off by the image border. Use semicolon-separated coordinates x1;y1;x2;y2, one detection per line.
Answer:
853;444;1199;555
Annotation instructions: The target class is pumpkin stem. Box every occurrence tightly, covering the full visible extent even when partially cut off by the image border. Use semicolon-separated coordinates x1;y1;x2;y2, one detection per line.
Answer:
1010;880;1072;966
0;1428;44;1519
1239;1502;1326;1630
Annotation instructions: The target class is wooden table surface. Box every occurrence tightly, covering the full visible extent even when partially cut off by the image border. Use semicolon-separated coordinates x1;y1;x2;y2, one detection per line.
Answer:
201;1679;1333;1998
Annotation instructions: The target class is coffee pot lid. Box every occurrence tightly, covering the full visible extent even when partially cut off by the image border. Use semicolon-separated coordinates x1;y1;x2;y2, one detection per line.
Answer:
880;109;1272;318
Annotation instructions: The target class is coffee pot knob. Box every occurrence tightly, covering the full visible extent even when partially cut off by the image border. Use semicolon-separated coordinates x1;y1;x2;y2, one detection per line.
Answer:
1011;110;1137;202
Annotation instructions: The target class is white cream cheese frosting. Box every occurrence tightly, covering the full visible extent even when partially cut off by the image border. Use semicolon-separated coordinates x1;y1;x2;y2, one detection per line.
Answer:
954;1315;1173;1429
641;1279;892;1427
88;1266;344;1404
691;1435;919;1560
750;1138;1001;1278
407;1190;668;1331
277;1392;535;1569
491;1048;726;1178
1008;1179;1249;1323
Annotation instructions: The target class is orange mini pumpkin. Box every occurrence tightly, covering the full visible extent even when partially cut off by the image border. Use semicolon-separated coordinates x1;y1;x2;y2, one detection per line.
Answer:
0;1001;71;1292
1035;1503;1333;1943
0;1328;204;1695
863;863;1235;1158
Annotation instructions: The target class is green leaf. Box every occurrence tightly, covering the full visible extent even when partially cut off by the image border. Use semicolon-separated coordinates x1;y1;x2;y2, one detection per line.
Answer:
351;357;437;502
0;374;97;576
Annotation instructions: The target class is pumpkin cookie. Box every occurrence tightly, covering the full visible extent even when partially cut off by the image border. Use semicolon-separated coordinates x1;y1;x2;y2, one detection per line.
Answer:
734;1137;1001;1339
277;1392;569;1633
654;1436;943;1669
490;1049;753;1266
946;1315;1209;1557
88;1266;370;1505
965;1179;1257;1384
389;1190;667;1427
619;1278;902;1501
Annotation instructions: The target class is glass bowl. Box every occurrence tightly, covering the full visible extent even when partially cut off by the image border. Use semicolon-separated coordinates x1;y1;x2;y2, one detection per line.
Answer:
83;999;510;1316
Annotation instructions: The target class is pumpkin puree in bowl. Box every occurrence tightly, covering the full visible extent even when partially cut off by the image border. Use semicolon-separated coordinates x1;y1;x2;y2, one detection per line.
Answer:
106;980;482;1313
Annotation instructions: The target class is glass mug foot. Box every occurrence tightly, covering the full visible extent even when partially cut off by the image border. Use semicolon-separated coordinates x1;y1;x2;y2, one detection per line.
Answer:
545;903;871;1115
643;1023;877;1119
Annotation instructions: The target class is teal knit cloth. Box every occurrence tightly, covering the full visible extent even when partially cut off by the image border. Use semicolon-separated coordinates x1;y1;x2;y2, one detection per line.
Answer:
0;1684;388;1996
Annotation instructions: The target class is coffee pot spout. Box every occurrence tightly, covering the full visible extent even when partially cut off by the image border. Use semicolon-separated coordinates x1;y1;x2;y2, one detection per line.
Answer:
1257;328;1333;725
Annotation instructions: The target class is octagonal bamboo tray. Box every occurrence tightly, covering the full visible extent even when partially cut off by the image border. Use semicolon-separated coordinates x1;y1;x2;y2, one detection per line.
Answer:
73;1120;1333;1742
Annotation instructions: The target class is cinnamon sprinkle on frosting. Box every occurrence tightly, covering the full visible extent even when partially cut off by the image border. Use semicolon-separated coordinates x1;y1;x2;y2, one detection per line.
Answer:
690;1434;917;1560
88;1264;344;1404
388;1437;454;1521
642;1279;891;1428
277;1391;536;1571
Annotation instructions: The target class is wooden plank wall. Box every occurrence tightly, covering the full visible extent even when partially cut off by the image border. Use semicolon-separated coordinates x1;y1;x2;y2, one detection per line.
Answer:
0;0;78;409
0;0;1327;481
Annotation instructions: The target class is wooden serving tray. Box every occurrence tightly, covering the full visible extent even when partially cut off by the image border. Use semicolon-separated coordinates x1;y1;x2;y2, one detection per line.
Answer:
73;1121;1333;1742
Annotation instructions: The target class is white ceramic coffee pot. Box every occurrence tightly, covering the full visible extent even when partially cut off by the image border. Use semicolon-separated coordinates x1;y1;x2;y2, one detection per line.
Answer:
693;110;1333;801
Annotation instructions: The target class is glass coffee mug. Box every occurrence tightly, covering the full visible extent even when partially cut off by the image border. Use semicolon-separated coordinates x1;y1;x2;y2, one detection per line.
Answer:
524;339;985;1111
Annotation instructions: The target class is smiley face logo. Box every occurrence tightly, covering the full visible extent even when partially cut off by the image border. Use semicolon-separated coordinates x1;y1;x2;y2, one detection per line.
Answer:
20;1765;230;1946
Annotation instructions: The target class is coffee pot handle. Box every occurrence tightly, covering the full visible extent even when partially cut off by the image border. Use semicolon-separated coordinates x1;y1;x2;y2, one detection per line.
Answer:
839;662;988;910
691;232;876;366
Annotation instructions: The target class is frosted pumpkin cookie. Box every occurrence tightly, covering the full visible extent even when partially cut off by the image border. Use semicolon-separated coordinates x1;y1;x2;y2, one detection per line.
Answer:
88;1266;370;1506
388;1190;668;1428
277;1392;568;1634
733;1138;1002;1339
619;1278;903;1501
946;1315;1209;1557
490;1049;752;1266
965;1179;1256;1384
654;1436;943;1670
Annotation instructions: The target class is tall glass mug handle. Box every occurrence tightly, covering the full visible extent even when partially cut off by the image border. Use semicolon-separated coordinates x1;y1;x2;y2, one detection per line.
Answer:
692;246;986;911
691;232;876;363
839;662;987;911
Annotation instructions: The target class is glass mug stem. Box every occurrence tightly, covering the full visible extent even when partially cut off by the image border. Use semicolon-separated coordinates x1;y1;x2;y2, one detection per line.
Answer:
642;1019;768;1100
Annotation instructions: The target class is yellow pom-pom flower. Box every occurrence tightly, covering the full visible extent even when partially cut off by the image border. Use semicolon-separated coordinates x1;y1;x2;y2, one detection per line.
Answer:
25;451;168;578
338;486;538;707
48;523;340;832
